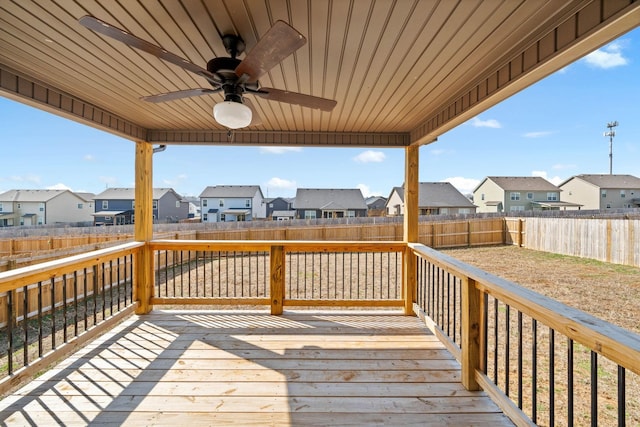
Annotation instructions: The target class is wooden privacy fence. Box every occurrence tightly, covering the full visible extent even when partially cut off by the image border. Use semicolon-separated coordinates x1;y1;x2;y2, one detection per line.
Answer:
519;217;640;267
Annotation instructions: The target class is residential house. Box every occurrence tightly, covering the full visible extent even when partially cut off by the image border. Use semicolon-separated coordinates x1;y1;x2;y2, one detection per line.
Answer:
386;183;476;216
294;188;367;219
365;196;387;217
473;176;578;212
559;174;640;210
183;196;201;219
199;185;266;223
0;189;95;226
93;188;188;225
265;197;295;219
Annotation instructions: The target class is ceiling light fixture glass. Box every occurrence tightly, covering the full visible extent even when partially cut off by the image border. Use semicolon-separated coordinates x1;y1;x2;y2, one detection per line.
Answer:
213;101;252;129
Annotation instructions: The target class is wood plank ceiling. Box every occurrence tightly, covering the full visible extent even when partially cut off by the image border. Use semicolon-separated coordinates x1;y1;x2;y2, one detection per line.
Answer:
1;1;639;147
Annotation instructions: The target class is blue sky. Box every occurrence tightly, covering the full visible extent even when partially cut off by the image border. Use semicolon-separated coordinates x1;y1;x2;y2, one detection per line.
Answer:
1;27;639;199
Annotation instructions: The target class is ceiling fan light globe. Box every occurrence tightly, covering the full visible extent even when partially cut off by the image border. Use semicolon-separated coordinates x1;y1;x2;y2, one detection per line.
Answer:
213;101;252;129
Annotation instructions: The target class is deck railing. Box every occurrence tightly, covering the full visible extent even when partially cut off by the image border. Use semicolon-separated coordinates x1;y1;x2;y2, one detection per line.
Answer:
149;240;405;312
0;242;142;394
1;239;639;426
410;242;640;426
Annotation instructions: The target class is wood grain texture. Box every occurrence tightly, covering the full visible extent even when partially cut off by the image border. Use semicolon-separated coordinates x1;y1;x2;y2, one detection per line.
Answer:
0;310;512;426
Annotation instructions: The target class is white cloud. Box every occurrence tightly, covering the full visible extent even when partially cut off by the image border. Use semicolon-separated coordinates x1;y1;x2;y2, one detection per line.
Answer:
84;154;95;161
583;41;629;69
469;117;501;128
356;183;385;198
259;147;302;154
531;171;563;186
442;177;480;195
265;177;297;190
353;150;386;163
162;174;188;187
47;183;72;190
523;131;553;138
430;148;446;156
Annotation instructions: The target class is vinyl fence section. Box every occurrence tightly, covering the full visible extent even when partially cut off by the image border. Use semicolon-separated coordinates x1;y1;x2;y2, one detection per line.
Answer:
522;217;640;267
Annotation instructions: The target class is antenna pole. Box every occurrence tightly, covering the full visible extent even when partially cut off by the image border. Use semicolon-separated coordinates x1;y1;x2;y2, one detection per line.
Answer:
604;121;618;175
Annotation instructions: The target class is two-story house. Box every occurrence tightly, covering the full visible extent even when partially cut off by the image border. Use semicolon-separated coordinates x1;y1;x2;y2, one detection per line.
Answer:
559;174;640;210
365;196;388;217
199;185;266;222
265;197;295;220
473;176;579;212
0;189;94;226
294;188;367;219
93;188;188;225
386;182;476;216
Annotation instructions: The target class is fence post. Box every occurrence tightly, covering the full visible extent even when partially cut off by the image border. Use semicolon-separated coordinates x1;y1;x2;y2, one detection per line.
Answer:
461;276;482;390
517;219;523;247
270;245;285;315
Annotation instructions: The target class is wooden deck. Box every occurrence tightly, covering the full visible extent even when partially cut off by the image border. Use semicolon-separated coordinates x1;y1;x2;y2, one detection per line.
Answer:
0;310;512;426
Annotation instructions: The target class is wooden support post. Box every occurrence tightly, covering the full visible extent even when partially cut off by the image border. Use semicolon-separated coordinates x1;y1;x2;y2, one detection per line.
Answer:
270;246;285;315
517;219;523;247
403;145;419;315
134;141;154;315
461;277;482;390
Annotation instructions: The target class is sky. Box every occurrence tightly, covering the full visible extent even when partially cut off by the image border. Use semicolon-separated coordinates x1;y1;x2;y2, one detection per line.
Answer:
1;27;639;199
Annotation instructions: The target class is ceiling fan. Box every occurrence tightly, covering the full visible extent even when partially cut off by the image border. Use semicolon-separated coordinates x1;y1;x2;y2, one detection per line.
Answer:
78;16;337;129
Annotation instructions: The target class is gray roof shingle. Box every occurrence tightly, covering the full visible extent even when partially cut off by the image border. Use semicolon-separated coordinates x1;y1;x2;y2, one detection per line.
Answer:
294;189;366;210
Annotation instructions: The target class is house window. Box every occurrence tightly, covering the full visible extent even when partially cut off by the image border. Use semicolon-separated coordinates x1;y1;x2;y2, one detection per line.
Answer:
39;203;45;212
176;201;180;208
203;213;208;221
102;200;108;209
153;200;158;209
481;194;485;201
606;203;611;209
347;210;355;217
510;205;525;211
304;210;316;219
220;214;226;221
245;199;251;208
0;203;3;212
77;203;83;209
202;199;208;207
269;203;274;208
131;201;135;209
620;190;626;198
17;203;21;208
547;192;558;201
601;190;607;198
527;193;534;200
219;199;224;207
131;214;135;223
459;208;471;214
510;192;520;201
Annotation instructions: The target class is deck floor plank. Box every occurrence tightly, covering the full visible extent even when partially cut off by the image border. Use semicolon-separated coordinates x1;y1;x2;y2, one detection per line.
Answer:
0;310;513;426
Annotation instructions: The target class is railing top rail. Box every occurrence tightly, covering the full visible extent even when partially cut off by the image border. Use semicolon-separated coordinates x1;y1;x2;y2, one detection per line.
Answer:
0;242;144;293
150;239;406;252
409;242;640;376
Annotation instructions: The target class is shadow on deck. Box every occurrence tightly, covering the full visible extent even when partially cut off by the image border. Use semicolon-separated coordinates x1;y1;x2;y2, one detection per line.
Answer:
0;310;511;426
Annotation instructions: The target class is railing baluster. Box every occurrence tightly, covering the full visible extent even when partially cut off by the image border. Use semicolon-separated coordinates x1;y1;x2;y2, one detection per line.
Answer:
7;290;14;375
591;350;598;426
493;297;499;385
51;277;56;350
83;268;88;331
532;318;538;424
618;366;625;427
505;304;510;397
568;338;574;426
549;328;555;426
73;271;79;337
22;285;28;367
38;281;43;357
62;273;68;343
518;311;523;408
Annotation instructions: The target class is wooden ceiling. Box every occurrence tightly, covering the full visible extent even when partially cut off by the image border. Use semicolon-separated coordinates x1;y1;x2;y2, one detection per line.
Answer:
1;1;639;147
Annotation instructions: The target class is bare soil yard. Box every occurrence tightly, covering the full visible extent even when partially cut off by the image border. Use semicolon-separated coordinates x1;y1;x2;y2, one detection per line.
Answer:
441;245;640;334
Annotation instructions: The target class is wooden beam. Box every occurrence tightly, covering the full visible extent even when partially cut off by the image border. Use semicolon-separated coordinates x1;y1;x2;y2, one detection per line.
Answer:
134;141;154;314
461;277;482;391
270;246;285;315
403;145;419;315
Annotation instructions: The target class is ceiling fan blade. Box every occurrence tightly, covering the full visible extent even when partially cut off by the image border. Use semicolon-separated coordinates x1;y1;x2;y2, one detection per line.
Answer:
235;20;306;83
78;15;221;86
243;98;263;126
251;88;337;111
141;88;221;103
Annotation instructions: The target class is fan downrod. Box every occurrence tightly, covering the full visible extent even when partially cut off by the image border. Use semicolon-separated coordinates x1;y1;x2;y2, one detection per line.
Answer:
222;34;245;58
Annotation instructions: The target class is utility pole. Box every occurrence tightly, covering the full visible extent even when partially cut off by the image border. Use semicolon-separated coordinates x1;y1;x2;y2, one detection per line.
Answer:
603;121;618;175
